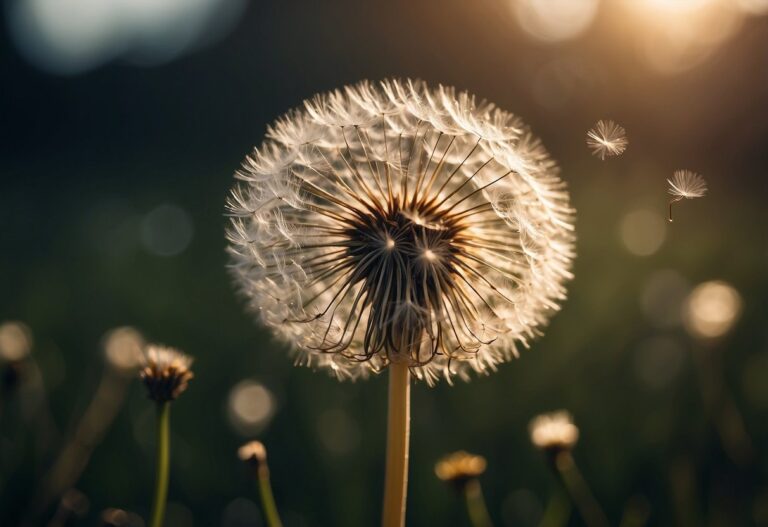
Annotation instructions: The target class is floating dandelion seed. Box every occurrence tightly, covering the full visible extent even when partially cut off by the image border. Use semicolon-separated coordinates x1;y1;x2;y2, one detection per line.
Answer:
586;120;628;160
226;79;575;385
667;170;707;222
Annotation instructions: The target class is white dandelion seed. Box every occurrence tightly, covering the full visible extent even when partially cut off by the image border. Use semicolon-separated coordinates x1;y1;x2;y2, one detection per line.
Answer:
667;170;707;222
226;79;575;385
586;120;628;160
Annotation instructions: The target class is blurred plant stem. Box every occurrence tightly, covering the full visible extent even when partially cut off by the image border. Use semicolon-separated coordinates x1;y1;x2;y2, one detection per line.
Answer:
693;344;754;467
464;478;493;527
382;361;410;527
618;495;650;527
22;366;127;526
552;451;609;527
539;487;571;527
255;455;283;527
149;401;170;527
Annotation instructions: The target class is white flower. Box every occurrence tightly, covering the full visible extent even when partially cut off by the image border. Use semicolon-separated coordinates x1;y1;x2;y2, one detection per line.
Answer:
586;120;628;160
667;170;707;222
226;79;575;385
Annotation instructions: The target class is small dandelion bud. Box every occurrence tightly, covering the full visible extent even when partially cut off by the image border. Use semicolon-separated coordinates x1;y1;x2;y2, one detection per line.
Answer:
586;120;628;160
434;451;487;489
140;345;194;403
238;440;268;468
103;326;145;373
238;441;284;527
529;410;579;455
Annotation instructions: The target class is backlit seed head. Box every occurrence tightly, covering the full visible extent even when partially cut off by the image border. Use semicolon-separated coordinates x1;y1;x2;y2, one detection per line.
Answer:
226;79;575;384
434;450;487;487
139;344;194;403
529;410;579;453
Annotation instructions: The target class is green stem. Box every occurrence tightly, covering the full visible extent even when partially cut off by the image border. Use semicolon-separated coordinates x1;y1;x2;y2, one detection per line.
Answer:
464;479;493;527
555;452;609;527
256;463;284;527
149;402;170;527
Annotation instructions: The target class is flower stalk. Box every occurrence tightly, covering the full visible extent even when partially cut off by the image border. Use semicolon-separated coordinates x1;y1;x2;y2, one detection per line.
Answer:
382;361;411;527
149;401;170;527
552;452;608;527
464;478;493;527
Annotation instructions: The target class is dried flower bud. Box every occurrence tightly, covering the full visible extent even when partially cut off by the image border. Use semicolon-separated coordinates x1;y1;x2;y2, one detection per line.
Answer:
529;410;579;454
238;440;267;463
140;345;194;403
434;450;487;488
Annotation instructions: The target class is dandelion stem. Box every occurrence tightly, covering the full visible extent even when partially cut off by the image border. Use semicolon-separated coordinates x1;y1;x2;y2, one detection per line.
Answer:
553;452;609;527
464;478;493;527
382;361;411;527
149;401;170;527
256;457;284;527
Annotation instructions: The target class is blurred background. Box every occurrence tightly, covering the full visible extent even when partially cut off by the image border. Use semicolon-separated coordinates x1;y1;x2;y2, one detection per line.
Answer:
2;0;768;525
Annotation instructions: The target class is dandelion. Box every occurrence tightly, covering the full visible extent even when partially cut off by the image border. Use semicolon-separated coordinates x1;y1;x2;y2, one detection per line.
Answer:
667;170;707;222
530;411;608;527
435;451;491;527
238;441;283;527
226;79;575;527
586;120;628;160
529;410;579;454
140;344;193;527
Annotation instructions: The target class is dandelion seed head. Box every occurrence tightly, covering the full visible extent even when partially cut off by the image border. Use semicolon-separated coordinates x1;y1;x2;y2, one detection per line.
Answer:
529;410;579;452
586;119;628;160
434;450;487;486
140;344;194;403
226;79;575;385
667;170;708;199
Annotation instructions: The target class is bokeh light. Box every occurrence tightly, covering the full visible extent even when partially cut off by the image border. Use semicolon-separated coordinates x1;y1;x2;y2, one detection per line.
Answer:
634;336;687;390
7;0;247;74
227;380;276;435
140;204;194;257
683;280;743;339
622;0;744;74
102;327;145;372
640;270;690;328
619;209;667;257
0;321;33;362
316;408;361;456
512;0;600;43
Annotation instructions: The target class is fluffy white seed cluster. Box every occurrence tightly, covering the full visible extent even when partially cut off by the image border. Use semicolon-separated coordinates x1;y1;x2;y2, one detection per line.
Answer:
226;79;575;385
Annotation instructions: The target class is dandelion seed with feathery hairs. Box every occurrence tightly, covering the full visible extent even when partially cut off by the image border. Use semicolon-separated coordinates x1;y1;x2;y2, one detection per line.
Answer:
586;120;628;160
226;79;575;384
667;169;707;222
225;79;575;527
